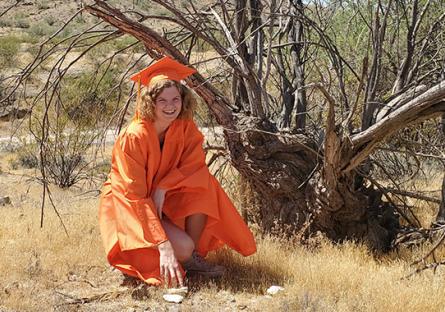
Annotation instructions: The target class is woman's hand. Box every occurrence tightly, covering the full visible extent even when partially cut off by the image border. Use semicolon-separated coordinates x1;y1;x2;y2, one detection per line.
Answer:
158;240;183;287
152;188;166;219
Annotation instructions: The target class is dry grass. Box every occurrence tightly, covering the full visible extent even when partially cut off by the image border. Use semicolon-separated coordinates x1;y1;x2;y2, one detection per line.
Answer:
1;175;445;311
1;142;445;311
400;172;443;228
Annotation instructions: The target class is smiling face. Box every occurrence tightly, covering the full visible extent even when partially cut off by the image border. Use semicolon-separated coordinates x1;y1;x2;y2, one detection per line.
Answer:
153;85;182;126
137;79;196;123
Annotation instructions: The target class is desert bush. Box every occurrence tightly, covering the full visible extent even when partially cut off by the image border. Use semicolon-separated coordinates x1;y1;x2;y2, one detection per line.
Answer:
61;68;122;127
0;19;13;28
44;15;57;26
28;21;56;37
45;152;86;188
112;35;144;52
15;19;30;29
36;130;91;188
0;35;21;67
7;158;19;170
0;12;31;28
17;151;39;169
90;159;111;182
36;0;51;10
4;141;37;170
372;119;445;182
15;12;30;28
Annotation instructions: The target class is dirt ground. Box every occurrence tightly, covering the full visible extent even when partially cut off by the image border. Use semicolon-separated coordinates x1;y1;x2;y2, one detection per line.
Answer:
0;121;293;312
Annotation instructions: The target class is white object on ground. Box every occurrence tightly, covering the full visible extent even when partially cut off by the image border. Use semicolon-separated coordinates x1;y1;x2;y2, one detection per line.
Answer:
163;294;184;303
266;285;284;295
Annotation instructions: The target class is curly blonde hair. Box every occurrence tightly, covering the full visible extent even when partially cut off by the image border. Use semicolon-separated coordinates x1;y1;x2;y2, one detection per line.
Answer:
137;79;196;121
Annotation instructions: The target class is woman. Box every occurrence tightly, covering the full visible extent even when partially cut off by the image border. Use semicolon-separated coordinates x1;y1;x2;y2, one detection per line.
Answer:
99;56;256;287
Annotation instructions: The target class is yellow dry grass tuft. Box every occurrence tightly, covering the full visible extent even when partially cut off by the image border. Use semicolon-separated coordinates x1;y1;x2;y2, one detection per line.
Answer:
1;161;445;311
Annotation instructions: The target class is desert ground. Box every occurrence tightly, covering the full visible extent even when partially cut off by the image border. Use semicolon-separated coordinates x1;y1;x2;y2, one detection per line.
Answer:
1;123;445;311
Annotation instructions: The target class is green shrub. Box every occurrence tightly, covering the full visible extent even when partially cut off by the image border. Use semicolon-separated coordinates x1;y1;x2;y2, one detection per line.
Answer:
28;21;56;37
17;152;39;169
6;142;39;170
8;158;19;170
15;19;30;29
36;0;51;10
61;67;122;127
91;160;111;181
112;36;142;51
0;19;13;27
0;12;30;28
0;35;21;67
44;15;57;26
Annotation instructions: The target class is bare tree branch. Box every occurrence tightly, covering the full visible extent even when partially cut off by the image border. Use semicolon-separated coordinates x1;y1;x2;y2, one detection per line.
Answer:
345;81;445;172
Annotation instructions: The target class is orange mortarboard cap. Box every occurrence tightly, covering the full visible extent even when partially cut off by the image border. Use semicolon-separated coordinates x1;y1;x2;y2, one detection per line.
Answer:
130;56;196;86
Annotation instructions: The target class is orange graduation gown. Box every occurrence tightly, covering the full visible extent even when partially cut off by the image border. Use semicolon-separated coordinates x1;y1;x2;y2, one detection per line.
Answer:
98;118;256;285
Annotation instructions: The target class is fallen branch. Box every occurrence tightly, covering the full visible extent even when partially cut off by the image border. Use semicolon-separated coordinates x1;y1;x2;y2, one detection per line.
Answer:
383;188;440;204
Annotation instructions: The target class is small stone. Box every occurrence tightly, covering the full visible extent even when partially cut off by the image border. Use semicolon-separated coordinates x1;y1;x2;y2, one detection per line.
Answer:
266;285;284;295
68;274;78;281
4;282;19;295
0;196;11;206
163;294;184;303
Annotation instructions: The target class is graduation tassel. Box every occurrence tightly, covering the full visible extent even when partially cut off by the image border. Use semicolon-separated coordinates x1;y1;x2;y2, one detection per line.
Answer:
134;77;141;121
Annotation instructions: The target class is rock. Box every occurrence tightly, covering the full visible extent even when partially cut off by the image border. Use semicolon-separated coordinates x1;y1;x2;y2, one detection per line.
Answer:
0;108;31;122
4;282;20;295
163;294;184;304
0;196;11;206
266;285;284;295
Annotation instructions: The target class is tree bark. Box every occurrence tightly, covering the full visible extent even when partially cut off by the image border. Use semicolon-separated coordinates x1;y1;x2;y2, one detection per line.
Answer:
278;0;306;129
436;175;445;223
291;0;307;130
362;0;392;130
233;0;250;112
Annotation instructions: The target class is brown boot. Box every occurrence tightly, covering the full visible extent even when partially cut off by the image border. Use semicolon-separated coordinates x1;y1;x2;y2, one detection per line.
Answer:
181;251;226;277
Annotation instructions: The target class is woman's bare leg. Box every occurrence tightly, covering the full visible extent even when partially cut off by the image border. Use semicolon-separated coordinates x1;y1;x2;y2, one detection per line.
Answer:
181;213;225;277
161;215;224;278
161;218;194;262
185;213;207;247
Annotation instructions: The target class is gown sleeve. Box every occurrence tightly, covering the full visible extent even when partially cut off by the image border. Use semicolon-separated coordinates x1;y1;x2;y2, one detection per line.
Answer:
111;131;168;251
157;121;210;192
